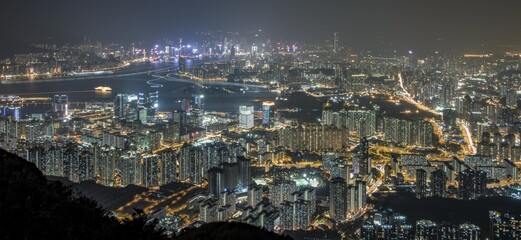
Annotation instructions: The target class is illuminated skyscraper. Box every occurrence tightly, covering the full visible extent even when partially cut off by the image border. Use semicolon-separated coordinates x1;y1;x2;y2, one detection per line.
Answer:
117;151;140;186
347;179;366;214
179;56;186;73
138;108;147;124
172;110;187;127
268;180;296;206
178;144;204;184
200;197;219;223
114;94;127;119
280;201;294;230
247;184;263;209
239;105;254;129
53;95;68;116
299;187;316;215
458;169;487;200
347;109;376;138
134;93;144;109
163;122;180;144
12;107;20;122
262;101;274;125
237;156;251;190
356;138;371;176
208;167;225;196
329;177;347;222
456;95;473;122
322;101;334;126
430;169;446;197
148;91;159;114
141;154;160;187
99;146;116;186
333;32;339;53
194;94;205;111
78;147;94;182
179;141;242;186
415;169;427;199
159;148;177;185
221;162;238;191
230;45;236;61
279;199;311;230
251;44;258;58
330;158;350;181
293;199;311;229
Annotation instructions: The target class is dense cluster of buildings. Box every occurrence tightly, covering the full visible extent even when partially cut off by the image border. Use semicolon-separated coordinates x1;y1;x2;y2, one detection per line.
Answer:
361;210;482;240
383;117;434;147
321;102;377;138
360;209;521;240
1;30;521;239
278;123;349;152
1;42;129;80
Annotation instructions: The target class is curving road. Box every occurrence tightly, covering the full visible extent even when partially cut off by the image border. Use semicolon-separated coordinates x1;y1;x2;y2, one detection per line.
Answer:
397;73;441;117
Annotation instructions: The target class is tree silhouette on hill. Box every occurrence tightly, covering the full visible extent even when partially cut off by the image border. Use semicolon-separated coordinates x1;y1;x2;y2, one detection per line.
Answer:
0;149;167;240
0;148;293;240
174;222;293;240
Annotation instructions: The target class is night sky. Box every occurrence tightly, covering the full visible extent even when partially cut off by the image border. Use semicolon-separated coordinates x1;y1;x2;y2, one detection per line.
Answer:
2;0;521;52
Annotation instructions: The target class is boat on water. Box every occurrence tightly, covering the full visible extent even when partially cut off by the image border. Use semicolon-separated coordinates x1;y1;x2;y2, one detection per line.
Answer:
95;86;112;92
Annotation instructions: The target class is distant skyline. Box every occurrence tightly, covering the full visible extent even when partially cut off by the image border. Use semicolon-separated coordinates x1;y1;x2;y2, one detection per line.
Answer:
2;0;521;53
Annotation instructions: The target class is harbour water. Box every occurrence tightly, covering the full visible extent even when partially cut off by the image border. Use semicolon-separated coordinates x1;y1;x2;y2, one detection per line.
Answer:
0;60;435;120
0;60;277;114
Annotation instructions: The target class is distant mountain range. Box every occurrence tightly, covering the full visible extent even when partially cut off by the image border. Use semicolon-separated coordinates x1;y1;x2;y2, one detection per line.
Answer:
0;34;36;59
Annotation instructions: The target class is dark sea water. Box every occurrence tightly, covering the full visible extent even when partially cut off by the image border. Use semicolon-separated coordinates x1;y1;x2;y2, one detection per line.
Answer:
0;60;435;120
0;60;277;114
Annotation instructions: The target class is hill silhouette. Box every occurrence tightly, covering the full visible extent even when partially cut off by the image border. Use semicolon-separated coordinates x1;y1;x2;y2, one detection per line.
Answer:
0;148;167;240
174;222;293;240
0;148;294;240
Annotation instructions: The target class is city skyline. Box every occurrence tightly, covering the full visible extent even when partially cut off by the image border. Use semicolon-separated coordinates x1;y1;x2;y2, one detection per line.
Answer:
2;0;521;54
2;1;521;240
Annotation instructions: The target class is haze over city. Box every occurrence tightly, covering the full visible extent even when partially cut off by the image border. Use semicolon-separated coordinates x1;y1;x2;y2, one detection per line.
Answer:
2;0;521;53
1;1;521;240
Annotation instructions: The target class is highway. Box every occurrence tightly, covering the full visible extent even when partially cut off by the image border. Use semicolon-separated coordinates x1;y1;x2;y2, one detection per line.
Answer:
397;73;442;117
457;119;477;155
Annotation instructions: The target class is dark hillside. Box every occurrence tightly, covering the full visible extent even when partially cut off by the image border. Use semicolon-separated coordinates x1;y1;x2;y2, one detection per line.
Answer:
175;222;293;240
0;148;167;240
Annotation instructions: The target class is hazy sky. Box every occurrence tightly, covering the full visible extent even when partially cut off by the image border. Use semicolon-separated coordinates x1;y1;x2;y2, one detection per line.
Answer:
2;0;521;52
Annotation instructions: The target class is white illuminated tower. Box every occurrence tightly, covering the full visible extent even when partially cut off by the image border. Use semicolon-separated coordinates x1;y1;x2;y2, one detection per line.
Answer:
239;105;254;129
333;32;339;53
